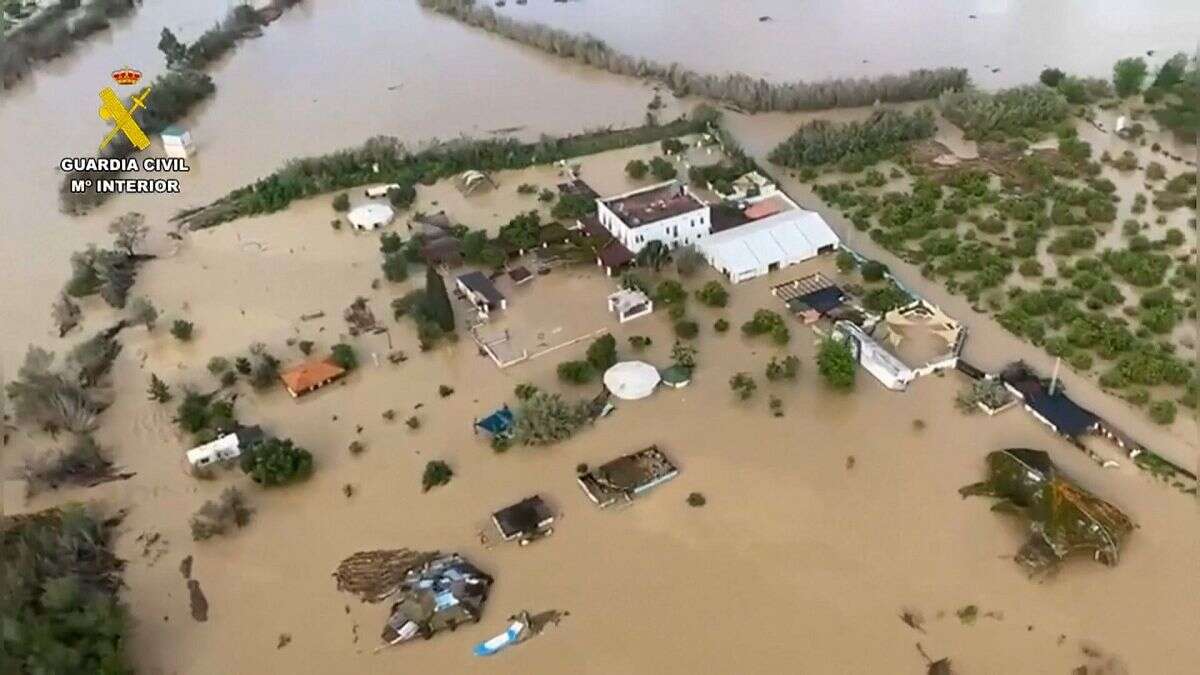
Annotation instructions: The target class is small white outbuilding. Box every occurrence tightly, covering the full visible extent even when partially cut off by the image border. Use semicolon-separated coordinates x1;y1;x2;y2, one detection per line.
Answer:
161;126;194;159
347;203;395;231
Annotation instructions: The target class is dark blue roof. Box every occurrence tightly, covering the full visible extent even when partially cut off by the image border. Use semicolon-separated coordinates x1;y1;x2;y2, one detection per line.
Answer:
1027;391;1097;437
787;285;845;314
475;405;514;435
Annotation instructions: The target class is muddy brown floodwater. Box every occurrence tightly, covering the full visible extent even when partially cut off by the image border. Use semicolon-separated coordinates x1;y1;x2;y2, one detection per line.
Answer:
1;2;1198;674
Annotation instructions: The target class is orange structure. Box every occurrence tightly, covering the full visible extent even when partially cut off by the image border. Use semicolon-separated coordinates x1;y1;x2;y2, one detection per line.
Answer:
279;358;347;398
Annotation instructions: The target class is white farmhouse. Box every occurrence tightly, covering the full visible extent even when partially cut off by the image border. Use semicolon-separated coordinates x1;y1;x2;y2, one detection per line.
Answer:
596;181;710;254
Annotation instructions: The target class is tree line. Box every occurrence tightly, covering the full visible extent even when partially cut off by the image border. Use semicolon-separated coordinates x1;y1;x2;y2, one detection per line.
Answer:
416;0;967;113
1;0;139;92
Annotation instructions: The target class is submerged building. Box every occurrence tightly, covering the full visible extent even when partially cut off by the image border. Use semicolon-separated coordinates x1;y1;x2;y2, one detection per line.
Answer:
577;445;679;508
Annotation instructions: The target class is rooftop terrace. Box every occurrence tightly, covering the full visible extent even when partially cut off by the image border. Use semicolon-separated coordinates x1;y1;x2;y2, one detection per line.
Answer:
601;181;706;228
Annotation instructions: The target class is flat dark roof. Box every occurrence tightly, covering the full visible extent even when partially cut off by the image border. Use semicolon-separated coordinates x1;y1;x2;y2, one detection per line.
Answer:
602;183;706;228
457;271;505;306
492;495;554;539
597;240;635;269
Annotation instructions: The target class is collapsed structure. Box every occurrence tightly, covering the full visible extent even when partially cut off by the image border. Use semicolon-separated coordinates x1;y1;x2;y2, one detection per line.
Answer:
380;553;494;645
960;448;1134;571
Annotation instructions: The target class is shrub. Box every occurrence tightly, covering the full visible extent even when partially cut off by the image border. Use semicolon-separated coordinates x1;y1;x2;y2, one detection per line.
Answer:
381;253;408;282
939;86;1069;139
240;437;313;487
190;488;253;541
729;372;757;400
695;280;729;307
741;309;789;344
675;246;705;276
422;460;453;492
170;319;194;341
207;356;231;375
557;360;596;384
387;184;416;208
836;250;857;272
332;193;350;212
860;260;888;282
648;156;677;180
586;333;618;370
438;384;455;398
331;341;357;367
765;355;801;382
674;320;699;339
1148;399;1176;425
1018;259;1043;277
1039;68;1065;87
670;340;697;369
654;279;687;305
817;337;856;389
625;159;648;179
713;318;730;333
686;492;707;507
628;335;652;351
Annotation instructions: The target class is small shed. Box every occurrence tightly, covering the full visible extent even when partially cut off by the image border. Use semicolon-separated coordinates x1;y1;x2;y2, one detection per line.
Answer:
161;126;194;159
280;358;347;398
347;203;395;231
491;495;555;544
607;289;653;323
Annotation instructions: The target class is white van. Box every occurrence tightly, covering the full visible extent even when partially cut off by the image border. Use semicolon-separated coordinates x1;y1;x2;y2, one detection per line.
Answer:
364;183;401;198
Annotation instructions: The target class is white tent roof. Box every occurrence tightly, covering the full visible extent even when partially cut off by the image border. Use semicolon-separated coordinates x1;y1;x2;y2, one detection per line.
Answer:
347;203;395;229
603;361;661;400
699;208;838;276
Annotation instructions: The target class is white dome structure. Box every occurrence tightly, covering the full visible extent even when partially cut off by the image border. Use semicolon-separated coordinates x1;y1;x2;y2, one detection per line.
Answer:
603;361;661;401
347;203;395;231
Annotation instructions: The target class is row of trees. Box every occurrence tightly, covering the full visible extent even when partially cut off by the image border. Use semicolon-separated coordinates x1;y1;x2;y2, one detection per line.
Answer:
418;0;967;113
769;107;936;170
176;109;718;229
59;2;305;213
938;85;1070;141
1;0;137;90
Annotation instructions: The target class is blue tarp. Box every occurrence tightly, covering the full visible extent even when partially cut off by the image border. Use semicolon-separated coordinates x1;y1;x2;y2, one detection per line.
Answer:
475;405;514;436
1027;391;1098;437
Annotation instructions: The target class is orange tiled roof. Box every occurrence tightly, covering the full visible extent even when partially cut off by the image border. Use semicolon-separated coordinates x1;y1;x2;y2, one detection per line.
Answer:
279;358;346;396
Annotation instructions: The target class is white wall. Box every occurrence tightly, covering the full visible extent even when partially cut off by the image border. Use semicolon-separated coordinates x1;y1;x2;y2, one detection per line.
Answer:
597;201;711;254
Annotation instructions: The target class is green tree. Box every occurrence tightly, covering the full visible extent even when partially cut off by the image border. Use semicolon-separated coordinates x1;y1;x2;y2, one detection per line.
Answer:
1039;68;1065;88
170;319;194;341
499;210;541;251
586;333;618;371
817;337;856;390
240;437;313;487
729;372;757;400
158;27;187;68
381;253;408;282
695;280;729;307
512;390;591;446
421;266;455;332
648;156;677;180
557;360;596;384
625;159;648;179
147;373;171;403
670;340;697;369
637;241;670;272
765;355;800;382
674;320;699;339
332;193;350;212
1113;57;1148;97
422;460;453;492
330;343;357;371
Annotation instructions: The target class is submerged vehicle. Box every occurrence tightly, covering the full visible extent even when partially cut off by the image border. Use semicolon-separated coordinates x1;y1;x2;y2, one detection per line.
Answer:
960;448;1133;571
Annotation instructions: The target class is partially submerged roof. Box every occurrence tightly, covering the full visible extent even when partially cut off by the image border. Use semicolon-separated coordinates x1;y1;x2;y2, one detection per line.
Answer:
603;361;661;401
787;285;845;315
601;181;707;228
279;358;346;397
578;446;679;508
743;195;789;220
557;178;598;200
381;553;493;645
961;448;1134;570
508;266;533;284
577;214;608;238
421;236;464;266
347;203;395;229
457;271;505;306
491;495;554;540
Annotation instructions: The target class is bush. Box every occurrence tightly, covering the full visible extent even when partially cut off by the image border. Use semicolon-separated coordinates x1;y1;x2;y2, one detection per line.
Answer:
741;309;789;344
240;437;313;487
332;193;350;212
836;250;857;272
387;183;416;208
675;246;705;276
1039;68;1065;88
686;492;707;507
625;159;648;179
765;355;801;382
1113;57;1148;97
1018;259;1043;277
628;335;652;351
190;487;253;541
557;360;596;384
648;156;677;180
729;372;757;400
939;86;1068;139
695;280;729;307
860;260;888;282
207;356;230;375
422;460;453;492
381;253;408;282
713;318;730;333
170;319;194;341
586;333;618;370
674;320;699;339
817;337;856;389
1148;399;1176;425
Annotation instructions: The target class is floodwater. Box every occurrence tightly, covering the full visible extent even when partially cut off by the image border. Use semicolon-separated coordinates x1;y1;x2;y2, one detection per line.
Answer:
1;1;1199;674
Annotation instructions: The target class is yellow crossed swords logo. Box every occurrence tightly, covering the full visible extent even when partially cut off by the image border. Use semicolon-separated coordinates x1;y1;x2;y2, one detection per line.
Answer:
98;86;152;151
